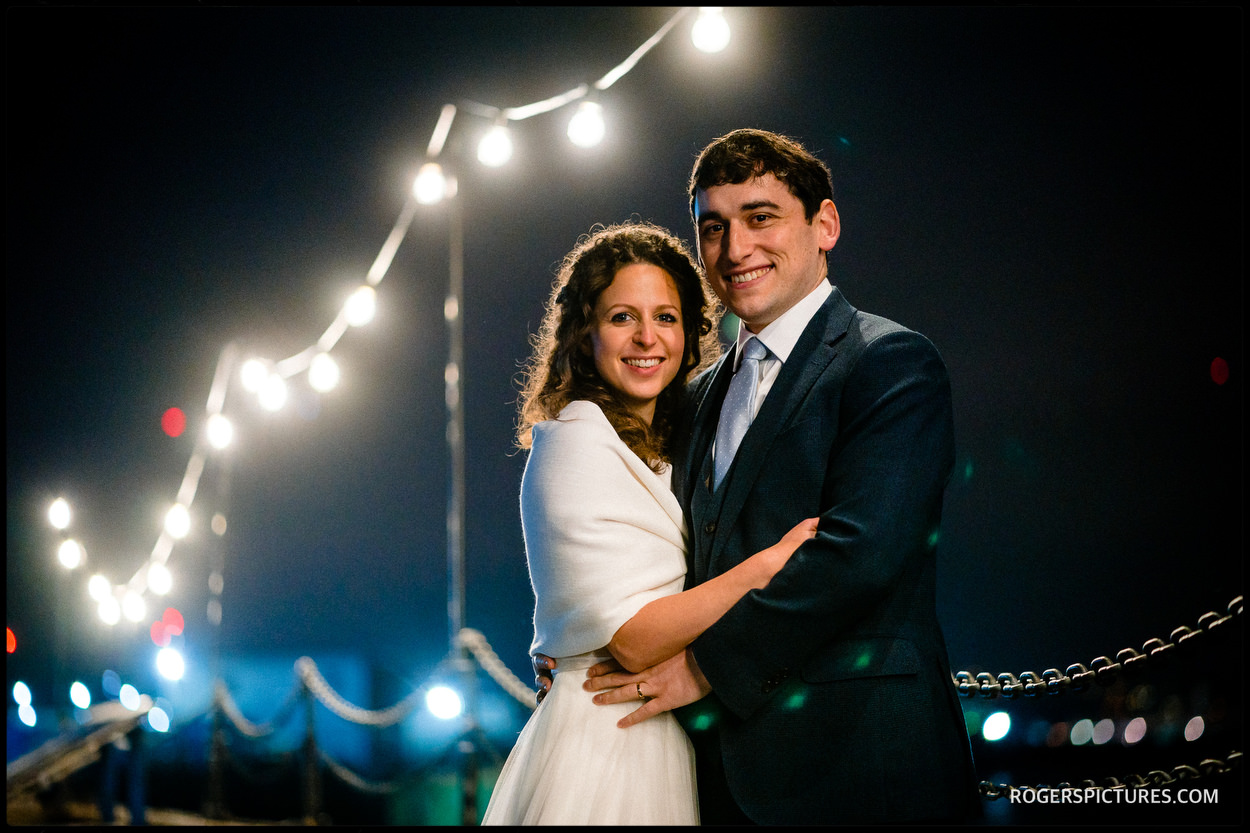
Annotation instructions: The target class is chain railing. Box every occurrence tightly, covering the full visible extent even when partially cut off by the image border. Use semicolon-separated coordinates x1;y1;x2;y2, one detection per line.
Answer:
954;595;1242;698
193;595;1241;820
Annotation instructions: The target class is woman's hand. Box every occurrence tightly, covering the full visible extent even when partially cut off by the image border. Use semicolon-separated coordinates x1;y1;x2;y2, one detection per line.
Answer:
532;654;556;704
758;516;819;575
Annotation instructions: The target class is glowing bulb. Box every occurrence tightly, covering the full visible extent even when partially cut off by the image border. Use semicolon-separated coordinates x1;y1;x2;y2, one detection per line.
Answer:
240;358;269;393
57;539;84;569
567;100;605;148
165;504;190;539
692;7;731;53
308;352;340;392
413;162;448;205
156;647;186;681
147;562;172;596
48;497;71;530
122;590;146;623
426;685;463;720
70;681;92;709
98;596;121;626
344;285;376;327
477;124;513;167
88;574;111;602
258;373;287;412
206;413;234;449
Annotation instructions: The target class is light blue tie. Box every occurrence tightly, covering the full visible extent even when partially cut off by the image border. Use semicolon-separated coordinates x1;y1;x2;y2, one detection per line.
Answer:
714;337;768;490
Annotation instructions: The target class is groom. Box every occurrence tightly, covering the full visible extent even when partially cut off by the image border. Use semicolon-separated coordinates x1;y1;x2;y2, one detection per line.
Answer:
584;129;979;824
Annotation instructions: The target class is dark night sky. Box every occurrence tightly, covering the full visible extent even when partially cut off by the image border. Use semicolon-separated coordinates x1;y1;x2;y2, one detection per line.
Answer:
5;7;1242;737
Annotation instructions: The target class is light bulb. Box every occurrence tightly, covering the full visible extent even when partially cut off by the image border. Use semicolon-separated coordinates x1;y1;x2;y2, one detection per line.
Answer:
344;285;376;327
567;101;605;148
477;124;513;167
48;498;71;530
206;413;234;449
692;8;731;53
413;162;448;205
308;352;340;392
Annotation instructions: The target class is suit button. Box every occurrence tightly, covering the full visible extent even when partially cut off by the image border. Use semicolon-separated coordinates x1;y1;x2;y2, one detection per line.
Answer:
703;522;716;535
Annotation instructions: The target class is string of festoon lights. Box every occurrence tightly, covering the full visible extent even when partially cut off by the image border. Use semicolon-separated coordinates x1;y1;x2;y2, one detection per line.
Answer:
46;8;731;639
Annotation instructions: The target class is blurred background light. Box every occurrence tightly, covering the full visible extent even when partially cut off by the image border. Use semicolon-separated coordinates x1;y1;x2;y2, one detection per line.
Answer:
156;646;186;681
413;161;448;205
48;497;71;530
164;504;190;539
119;684;141;710
344;285;376;327
567;100;605;148
308;352;341;392
206;413;234;449
982;711;1011;742
57;538;84;569
691;7;730;53
425;685;463;720
477;124;513;167
70;681;92;709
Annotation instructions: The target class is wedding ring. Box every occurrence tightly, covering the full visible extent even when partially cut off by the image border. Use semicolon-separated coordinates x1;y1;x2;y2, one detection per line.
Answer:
637;682;649;702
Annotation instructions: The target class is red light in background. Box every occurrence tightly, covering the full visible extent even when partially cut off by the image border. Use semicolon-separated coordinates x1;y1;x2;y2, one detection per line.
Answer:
150;607;185;646
6;627;15;653
163;607;184;635
1210;357;1229;386
161;407;186;437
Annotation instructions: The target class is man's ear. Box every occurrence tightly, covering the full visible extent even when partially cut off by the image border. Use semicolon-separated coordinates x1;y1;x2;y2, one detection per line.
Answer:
816;199;840;252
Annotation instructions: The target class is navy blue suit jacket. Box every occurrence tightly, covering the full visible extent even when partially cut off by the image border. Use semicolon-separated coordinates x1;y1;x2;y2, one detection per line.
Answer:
673;287;978;824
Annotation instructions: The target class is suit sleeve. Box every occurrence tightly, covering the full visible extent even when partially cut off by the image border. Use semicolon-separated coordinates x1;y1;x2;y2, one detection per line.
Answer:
690;329;955;718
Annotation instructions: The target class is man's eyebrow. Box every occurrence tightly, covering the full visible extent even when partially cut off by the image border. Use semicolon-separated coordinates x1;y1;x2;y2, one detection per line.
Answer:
697;199;783;223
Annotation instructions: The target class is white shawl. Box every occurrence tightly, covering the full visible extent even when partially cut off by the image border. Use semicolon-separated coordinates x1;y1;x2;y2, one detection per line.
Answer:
523;400;688;658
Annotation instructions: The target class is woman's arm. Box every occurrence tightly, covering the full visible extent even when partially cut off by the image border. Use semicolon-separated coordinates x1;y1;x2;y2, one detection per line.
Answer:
608;517;818;672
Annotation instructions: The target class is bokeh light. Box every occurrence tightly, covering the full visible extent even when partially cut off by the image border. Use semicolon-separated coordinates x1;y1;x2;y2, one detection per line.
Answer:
1210;356;1229;385
567;100;605;148
206;413;234;449
426;685;463;720
477;124;513;167
148;705;171;732
13;681;32;706
119;684;141;710
1184;715;1205;741
70;681;92;709
982;711;1011;741
156;646;186;681
57;538;84;569
344;285;377;327
1070;718;1094;745
1124;716;1148;745
48;497;71;530
691;7;731;53
161;407;186;437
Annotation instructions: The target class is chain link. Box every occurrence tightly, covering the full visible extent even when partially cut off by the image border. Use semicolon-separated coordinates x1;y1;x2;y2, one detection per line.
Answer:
955;595;1242;699
980;750;1242;799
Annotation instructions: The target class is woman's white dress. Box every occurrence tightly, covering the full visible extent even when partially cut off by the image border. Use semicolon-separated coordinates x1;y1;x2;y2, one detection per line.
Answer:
481;400;699;825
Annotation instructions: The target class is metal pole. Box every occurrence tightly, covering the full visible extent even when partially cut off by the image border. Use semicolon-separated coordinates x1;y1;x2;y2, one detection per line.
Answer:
446;185;466;658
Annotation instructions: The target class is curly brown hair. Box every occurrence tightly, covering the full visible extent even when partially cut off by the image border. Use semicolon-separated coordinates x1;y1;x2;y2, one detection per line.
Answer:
516;221;721;472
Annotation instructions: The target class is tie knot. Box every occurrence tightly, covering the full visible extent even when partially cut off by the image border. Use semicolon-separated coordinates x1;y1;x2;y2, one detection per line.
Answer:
741;337;768;365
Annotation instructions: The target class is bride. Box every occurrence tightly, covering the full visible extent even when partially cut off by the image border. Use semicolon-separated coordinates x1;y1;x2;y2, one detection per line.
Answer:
482;222;815;825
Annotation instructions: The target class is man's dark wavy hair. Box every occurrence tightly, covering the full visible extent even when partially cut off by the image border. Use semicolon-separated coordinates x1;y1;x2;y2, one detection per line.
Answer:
688;129;834;222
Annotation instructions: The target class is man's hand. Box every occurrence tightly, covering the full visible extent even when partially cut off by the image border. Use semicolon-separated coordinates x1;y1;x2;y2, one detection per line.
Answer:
532;654;555;704
583;649;711;728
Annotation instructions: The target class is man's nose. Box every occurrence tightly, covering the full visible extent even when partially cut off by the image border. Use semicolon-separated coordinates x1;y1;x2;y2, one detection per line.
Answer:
724;223;750;263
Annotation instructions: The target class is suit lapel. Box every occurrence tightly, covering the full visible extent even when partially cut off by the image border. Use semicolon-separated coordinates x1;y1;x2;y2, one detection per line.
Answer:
708;289;856;568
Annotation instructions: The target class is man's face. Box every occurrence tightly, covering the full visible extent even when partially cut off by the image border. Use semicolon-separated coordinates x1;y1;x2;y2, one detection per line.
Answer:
694;174;839;332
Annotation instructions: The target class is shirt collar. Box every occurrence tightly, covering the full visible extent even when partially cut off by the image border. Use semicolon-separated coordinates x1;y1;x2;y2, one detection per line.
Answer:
731;280;833;369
